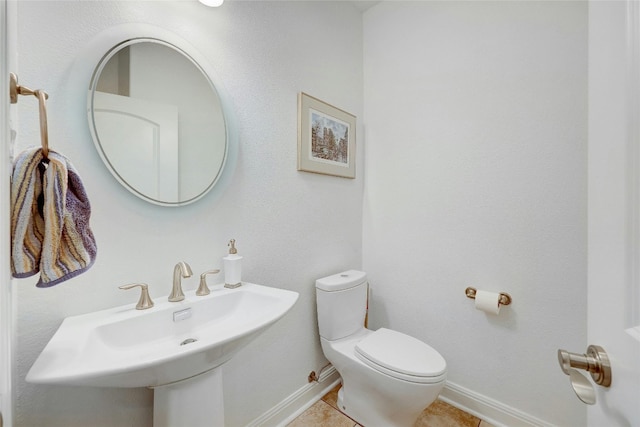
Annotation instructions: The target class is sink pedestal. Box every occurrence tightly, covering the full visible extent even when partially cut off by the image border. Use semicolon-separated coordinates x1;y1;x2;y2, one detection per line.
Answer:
153;368;224;427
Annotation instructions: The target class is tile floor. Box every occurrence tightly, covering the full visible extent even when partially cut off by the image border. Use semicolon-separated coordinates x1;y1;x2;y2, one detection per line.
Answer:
287;384;495;427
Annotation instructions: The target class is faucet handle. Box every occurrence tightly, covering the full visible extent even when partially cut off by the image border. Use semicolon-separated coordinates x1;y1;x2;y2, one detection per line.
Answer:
119;283;154;310
197;269;220;296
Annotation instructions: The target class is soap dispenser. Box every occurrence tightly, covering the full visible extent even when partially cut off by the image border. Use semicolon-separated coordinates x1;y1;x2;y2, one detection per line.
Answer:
223;239;242;288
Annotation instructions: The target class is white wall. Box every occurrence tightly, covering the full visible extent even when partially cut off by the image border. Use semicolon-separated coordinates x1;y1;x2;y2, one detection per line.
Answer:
13;2;363;426
1;1;16;425
362;2;587;426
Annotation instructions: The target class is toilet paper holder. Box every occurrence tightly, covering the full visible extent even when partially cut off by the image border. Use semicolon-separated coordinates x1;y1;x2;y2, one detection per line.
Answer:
465;287;512;306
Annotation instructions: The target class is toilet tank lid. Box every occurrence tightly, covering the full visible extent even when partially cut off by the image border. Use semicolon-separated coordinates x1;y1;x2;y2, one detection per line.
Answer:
316;270;367;291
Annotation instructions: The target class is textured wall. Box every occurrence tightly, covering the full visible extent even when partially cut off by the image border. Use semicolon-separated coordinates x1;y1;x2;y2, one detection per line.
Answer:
13;2;363;426
362;2;587;426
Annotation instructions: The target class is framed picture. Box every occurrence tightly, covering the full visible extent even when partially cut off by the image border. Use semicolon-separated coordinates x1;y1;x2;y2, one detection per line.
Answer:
298;92;356;178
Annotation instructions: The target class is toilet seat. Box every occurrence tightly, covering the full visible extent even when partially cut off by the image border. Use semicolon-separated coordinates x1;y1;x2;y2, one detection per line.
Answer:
355;328;446;384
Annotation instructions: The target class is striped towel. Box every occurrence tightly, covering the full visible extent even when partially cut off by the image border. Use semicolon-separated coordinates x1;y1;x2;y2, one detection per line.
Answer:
11;147;97;287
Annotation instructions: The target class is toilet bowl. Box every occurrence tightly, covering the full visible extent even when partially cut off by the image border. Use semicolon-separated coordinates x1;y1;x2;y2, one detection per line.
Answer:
316;270;447;427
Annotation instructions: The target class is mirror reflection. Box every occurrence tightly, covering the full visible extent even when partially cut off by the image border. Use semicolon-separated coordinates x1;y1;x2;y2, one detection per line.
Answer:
88;38;227;206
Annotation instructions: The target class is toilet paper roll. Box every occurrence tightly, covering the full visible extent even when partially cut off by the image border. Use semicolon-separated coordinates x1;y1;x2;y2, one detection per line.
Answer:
474;290;501;315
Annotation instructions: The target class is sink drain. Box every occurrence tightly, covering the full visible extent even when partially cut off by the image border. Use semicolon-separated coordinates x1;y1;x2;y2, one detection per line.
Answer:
180;338;198;346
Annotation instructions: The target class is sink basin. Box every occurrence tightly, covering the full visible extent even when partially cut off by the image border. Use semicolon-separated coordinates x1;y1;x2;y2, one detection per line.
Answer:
27;282;299;388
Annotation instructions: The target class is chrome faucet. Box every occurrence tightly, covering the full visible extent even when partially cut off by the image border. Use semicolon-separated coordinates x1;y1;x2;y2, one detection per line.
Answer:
169;261;193;302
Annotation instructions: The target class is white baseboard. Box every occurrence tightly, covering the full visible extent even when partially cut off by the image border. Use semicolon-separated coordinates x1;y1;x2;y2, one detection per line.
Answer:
440;381;553;427
246;366;340;427
248;371;552;427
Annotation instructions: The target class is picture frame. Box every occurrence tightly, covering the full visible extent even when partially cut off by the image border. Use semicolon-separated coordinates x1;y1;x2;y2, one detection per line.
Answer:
298;92;356;178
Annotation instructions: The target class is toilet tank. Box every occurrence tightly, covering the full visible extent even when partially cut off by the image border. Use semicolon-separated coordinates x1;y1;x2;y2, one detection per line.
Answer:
316;270;368;341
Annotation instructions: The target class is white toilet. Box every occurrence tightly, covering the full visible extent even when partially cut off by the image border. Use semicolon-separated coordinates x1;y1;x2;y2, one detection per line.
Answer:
316;270;447;427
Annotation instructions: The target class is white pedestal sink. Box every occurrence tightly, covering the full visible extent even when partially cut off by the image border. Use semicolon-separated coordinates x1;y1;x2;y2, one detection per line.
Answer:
27;282;299;426
153;368;225;427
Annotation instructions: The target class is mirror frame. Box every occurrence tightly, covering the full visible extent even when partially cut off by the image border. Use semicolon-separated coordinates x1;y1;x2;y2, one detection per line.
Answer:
85;27;237;207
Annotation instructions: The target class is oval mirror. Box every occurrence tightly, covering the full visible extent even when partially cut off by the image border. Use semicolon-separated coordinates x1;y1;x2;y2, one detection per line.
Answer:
88;38;228;206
